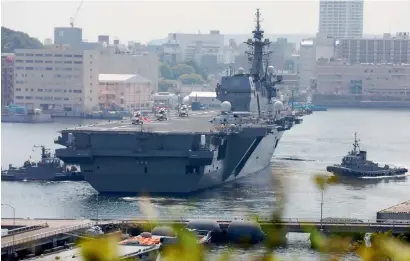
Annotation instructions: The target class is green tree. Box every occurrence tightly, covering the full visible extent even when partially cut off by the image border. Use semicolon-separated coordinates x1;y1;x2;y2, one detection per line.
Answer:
158;80;178;92
184;60;208;82
1;27;43;53
171;64;195;79
159;63;174;80
178;73;204;85
184;60;200;74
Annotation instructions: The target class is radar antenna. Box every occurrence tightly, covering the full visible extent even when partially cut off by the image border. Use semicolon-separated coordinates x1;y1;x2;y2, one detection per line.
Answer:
351;132;360;155
244;8;272;81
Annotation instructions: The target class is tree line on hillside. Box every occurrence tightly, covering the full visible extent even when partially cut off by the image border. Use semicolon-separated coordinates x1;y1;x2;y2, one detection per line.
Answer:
1;27;43;53
159;61;208;86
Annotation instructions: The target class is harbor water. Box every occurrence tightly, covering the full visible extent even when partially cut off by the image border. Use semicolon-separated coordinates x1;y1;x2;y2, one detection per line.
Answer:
2;108;410;260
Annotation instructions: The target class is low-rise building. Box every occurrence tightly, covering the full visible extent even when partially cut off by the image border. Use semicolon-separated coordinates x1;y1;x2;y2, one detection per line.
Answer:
188;91;220;108
153;92;178;108
98;46;160;93
316;61;410;98
335;32;410;64
98;74;152;111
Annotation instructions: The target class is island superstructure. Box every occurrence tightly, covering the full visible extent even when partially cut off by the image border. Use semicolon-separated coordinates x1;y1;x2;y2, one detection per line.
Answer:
54;9;303;194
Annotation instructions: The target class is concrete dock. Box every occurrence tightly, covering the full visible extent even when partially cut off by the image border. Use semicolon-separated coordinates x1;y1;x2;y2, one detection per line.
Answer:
1;218;95;257
377;200;410;221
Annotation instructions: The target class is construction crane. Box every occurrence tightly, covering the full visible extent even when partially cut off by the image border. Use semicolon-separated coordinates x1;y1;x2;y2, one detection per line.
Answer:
69;0;84;28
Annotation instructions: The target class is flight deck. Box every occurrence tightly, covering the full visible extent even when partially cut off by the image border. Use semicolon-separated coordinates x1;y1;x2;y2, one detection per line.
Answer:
60;110;219;133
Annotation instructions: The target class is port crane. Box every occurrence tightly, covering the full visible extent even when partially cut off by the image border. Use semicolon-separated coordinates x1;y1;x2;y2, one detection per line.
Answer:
69;0;84;28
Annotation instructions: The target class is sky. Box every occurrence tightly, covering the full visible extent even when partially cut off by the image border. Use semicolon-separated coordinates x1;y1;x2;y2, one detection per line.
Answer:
1;0;410;44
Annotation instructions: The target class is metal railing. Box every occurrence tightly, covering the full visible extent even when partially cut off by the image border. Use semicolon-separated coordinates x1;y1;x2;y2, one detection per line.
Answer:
1;217;409;249
1;222;95;249
2;222;49;237
3;216;410;225
86;216;410;226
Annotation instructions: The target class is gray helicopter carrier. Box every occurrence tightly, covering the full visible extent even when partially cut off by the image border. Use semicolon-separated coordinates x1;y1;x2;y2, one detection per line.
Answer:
54;9;303;194
327;133;408;178
1;145;84;181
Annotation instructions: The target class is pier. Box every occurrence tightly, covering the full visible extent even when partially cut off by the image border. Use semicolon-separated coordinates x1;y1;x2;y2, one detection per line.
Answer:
2;217;410;244
1;219;95;256
2;216;409;260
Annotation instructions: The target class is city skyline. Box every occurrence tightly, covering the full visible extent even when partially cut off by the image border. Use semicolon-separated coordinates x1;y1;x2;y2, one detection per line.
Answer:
2;0;410;45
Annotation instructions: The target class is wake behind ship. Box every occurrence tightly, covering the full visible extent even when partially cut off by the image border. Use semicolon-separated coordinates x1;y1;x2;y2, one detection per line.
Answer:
54;9;303;194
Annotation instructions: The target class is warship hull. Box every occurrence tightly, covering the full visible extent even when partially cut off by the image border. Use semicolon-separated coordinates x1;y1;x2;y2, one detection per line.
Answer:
71;132;282;194
55;111;287;194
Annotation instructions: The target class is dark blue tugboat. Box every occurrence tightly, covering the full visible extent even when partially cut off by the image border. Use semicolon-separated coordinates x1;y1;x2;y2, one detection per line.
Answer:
327;133;408;178
1;145;84;181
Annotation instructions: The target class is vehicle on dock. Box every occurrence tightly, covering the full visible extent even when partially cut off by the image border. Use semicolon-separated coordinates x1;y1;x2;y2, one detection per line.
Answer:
155;108;168;121
131;111;143;125
327;133;408;178
178;104;189;117
1;145;84;181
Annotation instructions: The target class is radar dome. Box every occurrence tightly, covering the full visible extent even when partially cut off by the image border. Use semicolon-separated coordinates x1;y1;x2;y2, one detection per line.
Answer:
237;67;245;74
182;96;190;104
273;100;284;111
267;65;275;75
221;101;232;112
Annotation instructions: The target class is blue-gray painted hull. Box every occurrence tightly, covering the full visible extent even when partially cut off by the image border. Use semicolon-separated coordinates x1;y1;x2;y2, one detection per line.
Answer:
1;167;84;181
327;166;408;178
75;132;282;194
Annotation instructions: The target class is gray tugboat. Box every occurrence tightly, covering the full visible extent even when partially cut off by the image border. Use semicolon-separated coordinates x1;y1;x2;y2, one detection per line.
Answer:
54;9;303;194
327;133;408;178
1;145;84;181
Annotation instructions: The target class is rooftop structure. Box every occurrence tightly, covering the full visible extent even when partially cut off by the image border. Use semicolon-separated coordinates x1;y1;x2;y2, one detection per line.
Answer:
188;91;217;98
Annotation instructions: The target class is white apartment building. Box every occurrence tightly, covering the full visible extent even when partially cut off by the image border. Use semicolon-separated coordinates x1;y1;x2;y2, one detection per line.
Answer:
335;32;410;64
319;0;364;39
167;31;224;62
13;45;99;113
98;73;152;110
316;61;410;97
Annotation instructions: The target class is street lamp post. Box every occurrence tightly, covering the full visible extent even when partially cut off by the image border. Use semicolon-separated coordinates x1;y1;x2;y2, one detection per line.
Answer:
320;188;324;232
1;203;16;254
